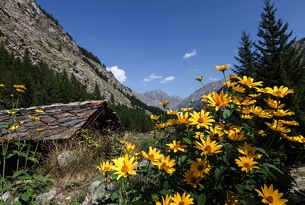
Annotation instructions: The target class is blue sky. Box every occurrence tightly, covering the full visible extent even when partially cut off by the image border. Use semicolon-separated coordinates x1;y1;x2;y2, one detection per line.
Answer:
36;0;305;98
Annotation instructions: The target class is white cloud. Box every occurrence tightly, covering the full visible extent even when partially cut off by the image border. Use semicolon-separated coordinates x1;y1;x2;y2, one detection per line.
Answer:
143;74;162;82
106;66;127;83
183;49;197;59
209;77;219;81
160;76;175;84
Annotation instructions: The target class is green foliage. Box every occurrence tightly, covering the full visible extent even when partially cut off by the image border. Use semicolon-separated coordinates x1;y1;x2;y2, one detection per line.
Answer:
0;44;94;108
79;46;102;65
1;91;53;204
111;104;155;132
233;0;305;141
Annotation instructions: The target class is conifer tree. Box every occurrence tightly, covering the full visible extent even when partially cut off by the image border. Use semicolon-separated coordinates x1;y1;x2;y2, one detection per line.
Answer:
233;30;257;79
255;0;305;133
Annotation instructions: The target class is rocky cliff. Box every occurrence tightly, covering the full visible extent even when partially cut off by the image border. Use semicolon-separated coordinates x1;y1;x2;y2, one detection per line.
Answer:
0;0;134;106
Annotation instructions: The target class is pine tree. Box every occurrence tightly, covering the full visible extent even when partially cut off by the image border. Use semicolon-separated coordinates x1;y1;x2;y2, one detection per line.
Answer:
255;0;305;134
233;30;258;79
255;0;303;86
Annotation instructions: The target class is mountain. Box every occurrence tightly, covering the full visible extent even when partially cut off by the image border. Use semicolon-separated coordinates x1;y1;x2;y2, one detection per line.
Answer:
136;80;224;110
175;80;224;110
0;0;134;106
135;90;183;109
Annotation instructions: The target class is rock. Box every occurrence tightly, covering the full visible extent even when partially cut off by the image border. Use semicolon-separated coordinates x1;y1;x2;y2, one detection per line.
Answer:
36;189;57;205
57;150;77;167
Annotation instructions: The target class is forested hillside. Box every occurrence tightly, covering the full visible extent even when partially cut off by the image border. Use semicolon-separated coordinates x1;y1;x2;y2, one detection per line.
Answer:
0;44;162;132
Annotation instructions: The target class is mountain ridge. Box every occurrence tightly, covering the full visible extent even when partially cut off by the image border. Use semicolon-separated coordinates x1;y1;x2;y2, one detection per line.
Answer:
135;80;224;110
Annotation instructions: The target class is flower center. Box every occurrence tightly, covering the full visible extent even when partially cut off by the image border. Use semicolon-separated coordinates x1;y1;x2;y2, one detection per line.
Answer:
179;202;185;205
266;196;274;203
243;163;250;168
121;165;129;173
198;165;204;171
204;146;212;153
198;117;204;123
149;154;155;160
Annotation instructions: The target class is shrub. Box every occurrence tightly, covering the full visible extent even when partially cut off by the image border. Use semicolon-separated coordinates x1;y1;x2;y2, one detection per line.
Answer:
96;64;304;205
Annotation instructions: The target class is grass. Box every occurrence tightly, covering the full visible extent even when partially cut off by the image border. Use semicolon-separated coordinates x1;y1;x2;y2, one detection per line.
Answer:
35;130;153;204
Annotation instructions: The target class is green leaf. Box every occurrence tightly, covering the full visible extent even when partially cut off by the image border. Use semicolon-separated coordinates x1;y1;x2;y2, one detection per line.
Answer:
130;201;147;205
196;193;206;205
0;123;9;129
111;192;119;201
12;170;27;179
240;196;256;205
223;109;231;119
182;137;192;145
214;167;222;181
262;163;284;174
256;148;269;157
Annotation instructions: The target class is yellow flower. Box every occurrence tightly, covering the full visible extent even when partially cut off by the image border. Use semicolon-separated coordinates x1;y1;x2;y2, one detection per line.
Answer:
224;81;237;88
157;155;176;174
97;161;113;174
189;110;215;129
195;76;203;82
166;119;178;126
236;76;263;88
206;125;224;140
270;109;294;117
194;136;223;155
125;142;136;153
142;146;164;165
194;132;204;139
262;85;294;98
190;158;210;177
232;84;246;93
235;156;259;173
166;140;187;153
227;129;246;141
184;169;202;188
232;96;256;106
9;125;19;131
241;114;254;120
13;85;26;92
202;92;231;111
166;109;178;115
264;98;286;109
281;134;305;143
6;110;17;115
225;194;240;205
29;115;40;121
255;184;288;205
170;192;194;205
155;123;168;129
150;115;160;121
258;129;267;137
215;64;230;72
181;107;193;112
0;84;4;87
265;120;291;133
237;142;262;159
176;112;191;125
111;154;138;180
156;194;173;205
218;123;240;135
160;100;170;107
251;106;273;118
279;120;299;126
35;109;44;113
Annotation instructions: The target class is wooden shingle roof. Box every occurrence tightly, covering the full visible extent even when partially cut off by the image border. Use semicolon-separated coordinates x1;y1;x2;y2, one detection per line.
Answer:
0;100;123;141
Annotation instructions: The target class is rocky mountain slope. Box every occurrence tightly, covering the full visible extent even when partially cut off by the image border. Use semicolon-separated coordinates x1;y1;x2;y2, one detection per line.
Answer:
136;80;224;110
135;90;183;110
0;0;133;106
